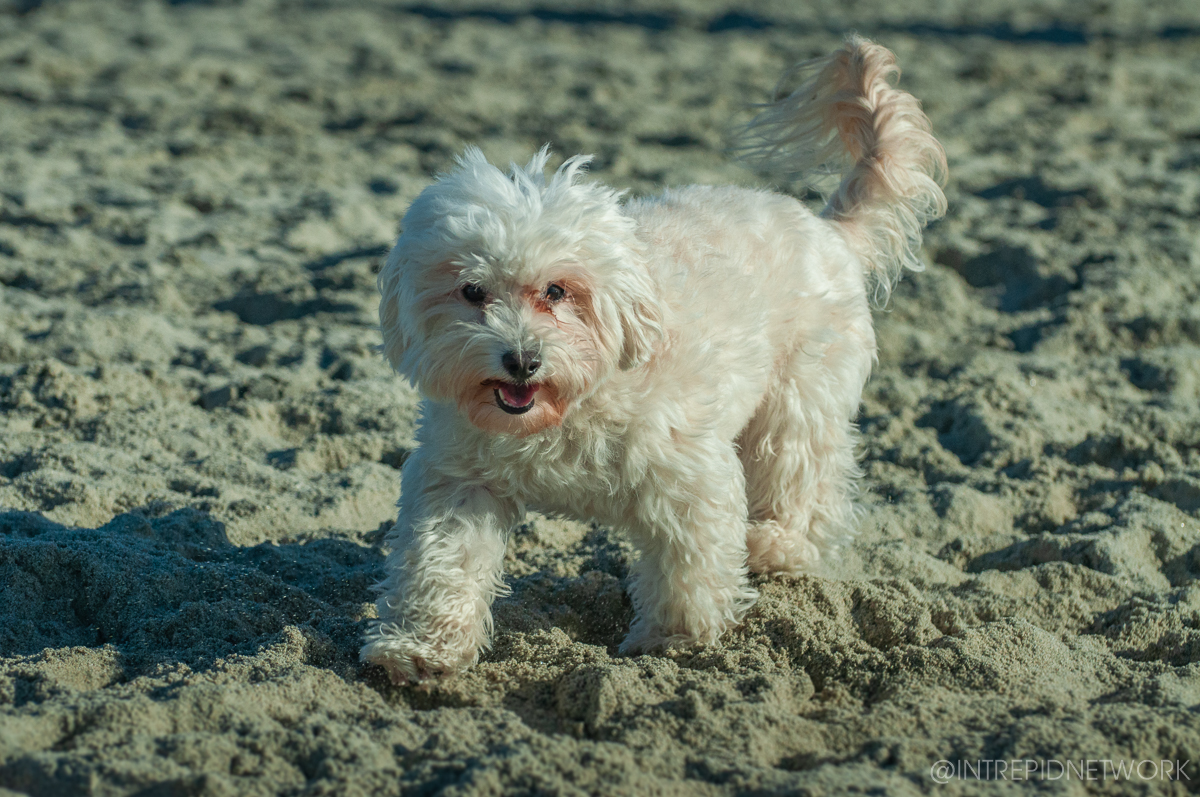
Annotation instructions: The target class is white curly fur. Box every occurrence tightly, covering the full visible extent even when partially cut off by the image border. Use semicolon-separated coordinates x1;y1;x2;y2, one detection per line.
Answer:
361;36;947;682
736;34;948;302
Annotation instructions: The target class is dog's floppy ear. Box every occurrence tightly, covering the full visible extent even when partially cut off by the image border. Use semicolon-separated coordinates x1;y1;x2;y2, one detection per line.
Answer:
616;273;664;370
377;245;414;377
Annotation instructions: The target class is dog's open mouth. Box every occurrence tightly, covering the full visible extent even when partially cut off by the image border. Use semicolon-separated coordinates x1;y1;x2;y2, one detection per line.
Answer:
491;381;539;415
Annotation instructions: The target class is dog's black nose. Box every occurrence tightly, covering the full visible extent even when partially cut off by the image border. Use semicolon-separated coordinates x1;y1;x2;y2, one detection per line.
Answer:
501;351;540;381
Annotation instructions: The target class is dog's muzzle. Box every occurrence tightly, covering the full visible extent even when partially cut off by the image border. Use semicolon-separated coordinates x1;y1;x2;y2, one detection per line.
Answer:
492;381;539;415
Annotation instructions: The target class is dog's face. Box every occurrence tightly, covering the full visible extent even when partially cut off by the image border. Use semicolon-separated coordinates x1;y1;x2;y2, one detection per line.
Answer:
379;148;663;436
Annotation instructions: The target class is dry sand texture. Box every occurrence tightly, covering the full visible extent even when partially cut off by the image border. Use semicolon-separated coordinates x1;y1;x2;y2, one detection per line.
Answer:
2;0;1200;794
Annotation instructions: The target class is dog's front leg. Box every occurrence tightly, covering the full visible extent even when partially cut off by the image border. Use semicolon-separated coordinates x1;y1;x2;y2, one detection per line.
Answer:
361;452;518;683
619;443;759;654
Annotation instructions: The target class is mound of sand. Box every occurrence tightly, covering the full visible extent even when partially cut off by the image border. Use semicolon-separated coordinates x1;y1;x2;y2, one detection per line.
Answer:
2;0;1199;793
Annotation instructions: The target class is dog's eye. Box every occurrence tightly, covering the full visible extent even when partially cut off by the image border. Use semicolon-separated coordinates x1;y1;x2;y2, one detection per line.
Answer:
461;284;487;304
545;283;566;302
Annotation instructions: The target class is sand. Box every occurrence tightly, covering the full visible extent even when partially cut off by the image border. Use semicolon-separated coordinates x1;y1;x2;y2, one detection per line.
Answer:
2;0;1199;794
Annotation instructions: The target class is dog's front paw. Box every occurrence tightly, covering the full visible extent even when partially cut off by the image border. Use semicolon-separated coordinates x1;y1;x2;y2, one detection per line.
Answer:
620;581;757;656
618;620;708;656
360;624;481;684
617;626;666;656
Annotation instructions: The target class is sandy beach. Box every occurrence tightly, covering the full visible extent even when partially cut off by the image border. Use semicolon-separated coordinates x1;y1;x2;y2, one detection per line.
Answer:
2;0;1200;793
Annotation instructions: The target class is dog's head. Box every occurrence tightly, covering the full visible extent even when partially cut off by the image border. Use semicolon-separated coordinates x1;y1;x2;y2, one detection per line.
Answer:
379;147;663;436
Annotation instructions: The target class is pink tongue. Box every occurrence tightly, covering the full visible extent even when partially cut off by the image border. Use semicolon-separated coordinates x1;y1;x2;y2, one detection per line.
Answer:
499;383;536;407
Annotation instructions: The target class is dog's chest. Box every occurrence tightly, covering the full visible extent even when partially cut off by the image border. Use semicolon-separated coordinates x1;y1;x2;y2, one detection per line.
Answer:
483;430;627;521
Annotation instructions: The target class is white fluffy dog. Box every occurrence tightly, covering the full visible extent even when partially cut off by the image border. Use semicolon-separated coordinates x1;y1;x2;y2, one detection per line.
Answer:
362;36;947;682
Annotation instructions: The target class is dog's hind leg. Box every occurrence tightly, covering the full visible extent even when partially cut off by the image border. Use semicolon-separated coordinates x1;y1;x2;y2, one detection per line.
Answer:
739;329;872;575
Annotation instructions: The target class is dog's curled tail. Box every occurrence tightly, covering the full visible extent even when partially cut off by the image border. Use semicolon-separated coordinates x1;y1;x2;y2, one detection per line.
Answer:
735;36;947;301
